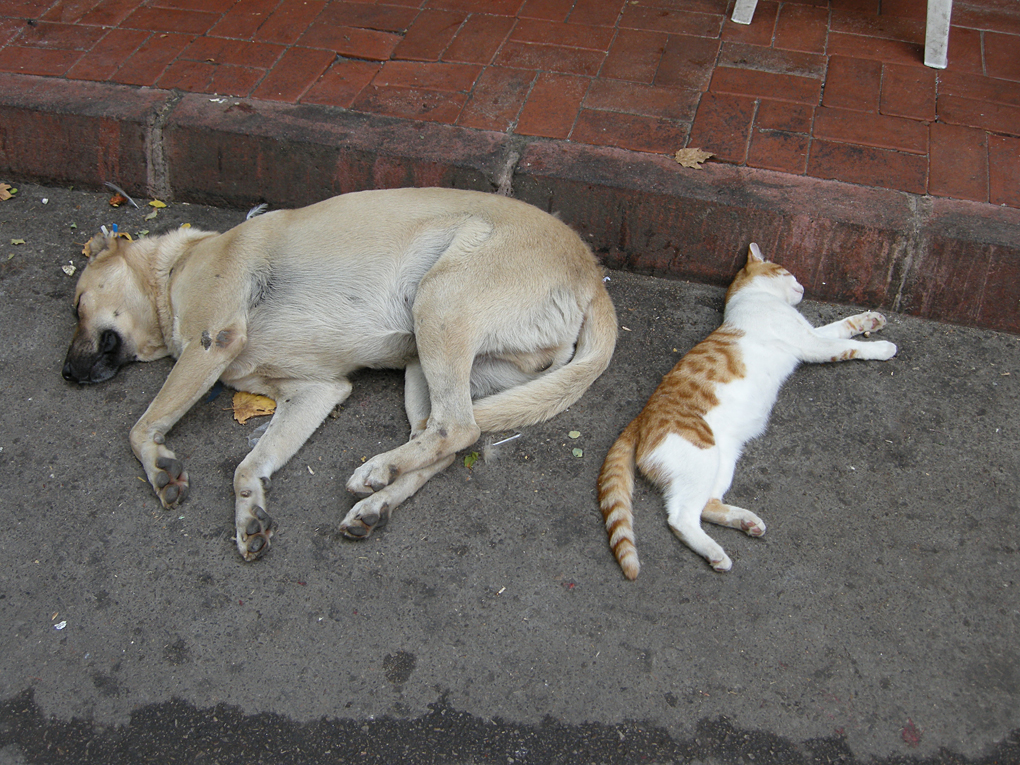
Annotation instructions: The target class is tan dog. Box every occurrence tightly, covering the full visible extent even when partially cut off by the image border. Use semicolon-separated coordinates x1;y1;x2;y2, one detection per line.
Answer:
63;188;617;560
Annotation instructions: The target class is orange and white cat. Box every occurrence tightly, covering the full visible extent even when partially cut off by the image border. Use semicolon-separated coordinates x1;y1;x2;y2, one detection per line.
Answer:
598;243;897;579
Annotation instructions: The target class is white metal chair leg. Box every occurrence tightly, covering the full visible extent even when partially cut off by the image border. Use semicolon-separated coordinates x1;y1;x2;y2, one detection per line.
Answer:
731;0;759;25
924;0;952;69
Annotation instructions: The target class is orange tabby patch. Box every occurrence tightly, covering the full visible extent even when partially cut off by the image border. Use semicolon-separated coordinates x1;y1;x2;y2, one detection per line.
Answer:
635;327;745;455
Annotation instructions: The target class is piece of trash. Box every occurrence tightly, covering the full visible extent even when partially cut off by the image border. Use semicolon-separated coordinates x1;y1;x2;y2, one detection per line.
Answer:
497;587;506;595
673;147;714;168
104;182;139;208
568;430;581;439
206;380;224;402
572;448;583;458
62;262;76;276
247;422;269;448
246;203;268;219
41;198;48;204
0;183;16;201
232;391;276;424
464;451;479;469
483;432;521;462
307;466;315;475
54;621;67;630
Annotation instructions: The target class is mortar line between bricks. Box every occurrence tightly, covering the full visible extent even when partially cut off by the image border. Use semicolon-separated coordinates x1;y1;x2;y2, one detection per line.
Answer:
495;138;530;197
495;144;522;195
891;194;930;314
147;89;184;201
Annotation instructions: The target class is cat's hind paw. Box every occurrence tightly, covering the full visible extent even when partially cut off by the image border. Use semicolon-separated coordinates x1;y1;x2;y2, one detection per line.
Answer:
741;518;766;537
710;553;733;572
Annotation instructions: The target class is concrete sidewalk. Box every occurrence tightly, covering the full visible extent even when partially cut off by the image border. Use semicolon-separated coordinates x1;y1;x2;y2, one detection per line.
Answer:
0;183;1017;764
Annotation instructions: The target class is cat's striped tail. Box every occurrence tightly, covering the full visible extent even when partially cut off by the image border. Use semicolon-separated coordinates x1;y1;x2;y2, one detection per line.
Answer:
597;420;640;580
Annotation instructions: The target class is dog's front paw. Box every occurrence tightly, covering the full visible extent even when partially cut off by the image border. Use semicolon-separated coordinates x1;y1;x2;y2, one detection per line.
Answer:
236;505;274;561
346;458;398;496
340;495;391;539
153;455;189;508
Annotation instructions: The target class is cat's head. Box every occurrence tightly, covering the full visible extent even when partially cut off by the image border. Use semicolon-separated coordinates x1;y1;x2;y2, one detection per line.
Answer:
725;243;805;306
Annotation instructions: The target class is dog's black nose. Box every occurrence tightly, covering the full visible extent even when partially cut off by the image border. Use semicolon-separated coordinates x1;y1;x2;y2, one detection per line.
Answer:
62;361;77;382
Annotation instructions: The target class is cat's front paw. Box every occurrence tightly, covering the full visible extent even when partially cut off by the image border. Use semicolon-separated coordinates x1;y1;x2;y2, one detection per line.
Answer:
868;340;897;361
846;311;887;336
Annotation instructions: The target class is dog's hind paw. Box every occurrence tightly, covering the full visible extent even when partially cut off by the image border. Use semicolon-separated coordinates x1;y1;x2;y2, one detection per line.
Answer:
236;506;274;561
340;499;390;539
154;456;189;508
346;458;398;496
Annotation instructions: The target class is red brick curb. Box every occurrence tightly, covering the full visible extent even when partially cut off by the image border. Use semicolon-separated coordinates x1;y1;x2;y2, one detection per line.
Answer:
2;73;1017;334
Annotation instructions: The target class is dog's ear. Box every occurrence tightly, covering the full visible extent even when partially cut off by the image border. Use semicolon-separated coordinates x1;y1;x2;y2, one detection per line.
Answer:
82;233;122;260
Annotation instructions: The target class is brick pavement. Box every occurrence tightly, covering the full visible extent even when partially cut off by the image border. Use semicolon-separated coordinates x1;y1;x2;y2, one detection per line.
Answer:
2;0;1019;207
1;0;1019;333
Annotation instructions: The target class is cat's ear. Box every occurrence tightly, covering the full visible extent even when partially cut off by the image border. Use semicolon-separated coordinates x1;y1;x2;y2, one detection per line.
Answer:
747;242;765;264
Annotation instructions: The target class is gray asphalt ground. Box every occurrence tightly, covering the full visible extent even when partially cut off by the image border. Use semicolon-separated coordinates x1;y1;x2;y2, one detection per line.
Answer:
0;183;1018;765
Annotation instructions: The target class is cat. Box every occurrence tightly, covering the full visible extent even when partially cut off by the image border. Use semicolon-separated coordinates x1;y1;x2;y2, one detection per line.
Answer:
598;243;897;579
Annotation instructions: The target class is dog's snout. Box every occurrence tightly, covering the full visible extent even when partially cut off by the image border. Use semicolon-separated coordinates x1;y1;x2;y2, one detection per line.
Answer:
100;329;120;355
61;360;76;382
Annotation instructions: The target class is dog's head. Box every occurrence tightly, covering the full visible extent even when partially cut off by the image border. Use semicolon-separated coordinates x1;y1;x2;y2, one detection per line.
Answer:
62;233;168;384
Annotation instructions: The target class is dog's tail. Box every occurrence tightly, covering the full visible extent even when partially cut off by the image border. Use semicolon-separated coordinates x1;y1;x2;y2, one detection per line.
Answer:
597;421;640;580
471;284;617;431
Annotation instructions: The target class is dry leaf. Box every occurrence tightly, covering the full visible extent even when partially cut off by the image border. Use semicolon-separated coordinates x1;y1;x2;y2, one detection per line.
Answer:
149;199;167;208
109;194;127;207
674;148;714;168
232;391;276;424
0;184;16;201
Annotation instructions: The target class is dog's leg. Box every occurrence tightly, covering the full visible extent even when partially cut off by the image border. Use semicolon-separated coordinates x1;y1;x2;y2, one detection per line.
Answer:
403;360;431;438
233;379;352;560
340;455;456;538
339;360;441;538
347;330;479;496
130;332;245;509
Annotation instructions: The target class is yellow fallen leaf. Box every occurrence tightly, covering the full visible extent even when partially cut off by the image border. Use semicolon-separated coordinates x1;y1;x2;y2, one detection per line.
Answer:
232;391;276;424
0;184;16;201
674;148;714;168
11;238;25;245
149;199;167;208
